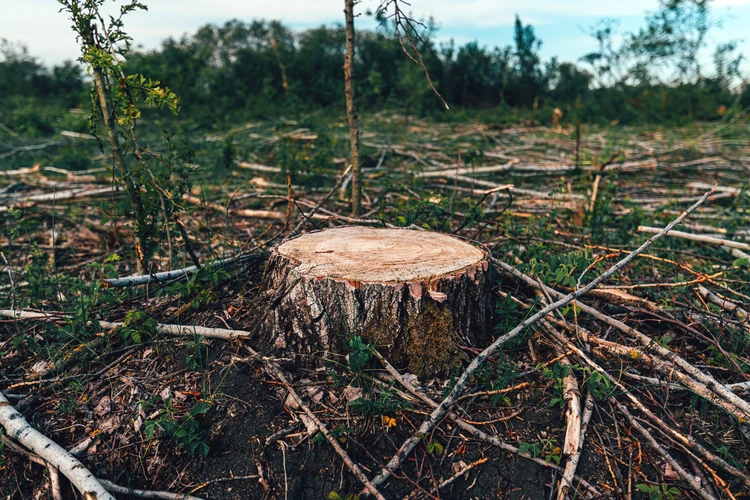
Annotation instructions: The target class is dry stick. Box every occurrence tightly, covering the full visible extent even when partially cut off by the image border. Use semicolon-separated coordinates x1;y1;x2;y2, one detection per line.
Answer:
50;466;63;500
697;285;749;323
290;164;352;236
613;402;714;500
240;346;386;500
557;393;595;500
363;188;715;495
0;392;114;500
539;317;750;490
0;310;253;341
372;350;601;498
638;226;750;251
553;344;582;457
344;0;361;216
97;479;204;500
589;335;750;422
403;457;489;500
102;251;262;287
493;258;750;421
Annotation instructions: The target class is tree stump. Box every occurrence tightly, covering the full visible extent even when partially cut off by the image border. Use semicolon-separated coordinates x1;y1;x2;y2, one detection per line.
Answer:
260;226;494;375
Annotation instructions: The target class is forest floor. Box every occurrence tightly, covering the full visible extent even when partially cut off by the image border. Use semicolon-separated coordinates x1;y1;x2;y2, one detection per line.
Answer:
1;111;750;499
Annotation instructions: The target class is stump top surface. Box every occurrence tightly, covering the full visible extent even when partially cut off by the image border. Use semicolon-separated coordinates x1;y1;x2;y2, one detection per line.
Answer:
276;227;485;282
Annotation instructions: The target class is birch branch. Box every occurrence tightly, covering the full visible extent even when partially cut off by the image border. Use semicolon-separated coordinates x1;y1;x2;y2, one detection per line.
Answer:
0;391;113;500
557;393;594;500
363;188;715;494
638;226;750;251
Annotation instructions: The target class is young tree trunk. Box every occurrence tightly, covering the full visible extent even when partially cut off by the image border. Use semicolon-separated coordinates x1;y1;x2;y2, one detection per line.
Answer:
259;227;494;375
343;0;361;216
91;66;148;274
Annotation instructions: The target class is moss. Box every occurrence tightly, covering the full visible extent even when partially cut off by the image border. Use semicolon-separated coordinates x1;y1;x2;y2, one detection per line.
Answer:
404;302;461;376
360;295;405;365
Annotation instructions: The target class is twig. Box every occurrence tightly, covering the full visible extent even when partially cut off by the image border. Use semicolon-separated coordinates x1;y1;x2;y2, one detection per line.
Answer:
613;402;713;500
638;226;750;251
241;346;386;500
371;350;600;497
403;457;488;500
0;391;114;500
187;475;260;495
557;393;595;500
493;258;750;421
97;479;204;500
290;164;352;236
0;310;253;340
102;252;263;287
364;188;715;494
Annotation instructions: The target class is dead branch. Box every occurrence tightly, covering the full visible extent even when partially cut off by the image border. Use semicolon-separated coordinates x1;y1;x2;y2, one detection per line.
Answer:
0;391;114;500
363;188;715;494
240;346;385;500
557;393;595;500
638;226;750;251
97;479;205;500
372;350;601;497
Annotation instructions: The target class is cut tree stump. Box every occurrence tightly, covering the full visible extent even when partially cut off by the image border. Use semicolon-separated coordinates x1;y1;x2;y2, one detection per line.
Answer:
260;226;494;375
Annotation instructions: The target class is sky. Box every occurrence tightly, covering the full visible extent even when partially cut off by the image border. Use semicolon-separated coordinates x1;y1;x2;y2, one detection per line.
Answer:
1;0;748;70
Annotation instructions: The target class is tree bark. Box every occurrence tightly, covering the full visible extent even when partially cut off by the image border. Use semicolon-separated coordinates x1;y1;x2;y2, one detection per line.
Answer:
259;227;494;375
343;0;361;216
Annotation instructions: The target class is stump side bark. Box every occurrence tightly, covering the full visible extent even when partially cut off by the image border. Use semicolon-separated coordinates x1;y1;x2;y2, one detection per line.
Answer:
260;227;493;375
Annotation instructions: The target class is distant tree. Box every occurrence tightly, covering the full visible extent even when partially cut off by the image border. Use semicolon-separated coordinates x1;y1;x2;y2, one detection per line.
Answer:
549;62;592;105
629;0;716;84
512;15;544;108
581;19;629;88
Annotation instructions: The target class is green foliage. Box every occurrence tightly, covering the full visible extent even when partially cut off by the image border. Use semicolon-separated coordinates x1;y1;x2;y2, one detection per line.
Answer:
347;335;375;383
312;424;353;446
581;368;614;400
348;382;410;416
143;398;211;458
426;440;444;457
3;0;745;128
541;362;574;408
635;483;681;500
57;0;194;271
519;436;561;464
471;350;517;406
161;266;229;311
523;249;593;290
121;310;157;344
328;492;359;500
186;334;208;371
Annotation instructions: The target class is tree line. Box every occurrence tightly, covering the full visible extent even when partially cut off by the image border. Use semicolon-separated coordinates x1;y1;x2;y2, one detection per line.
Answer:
1;0;748;134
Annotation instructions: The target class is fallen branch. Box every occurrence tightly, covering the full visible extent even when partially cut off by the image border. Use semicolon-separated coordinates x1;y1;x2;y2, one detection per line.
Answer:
98;479;205;500
557;393;594;500
0;310;253;340
363;188;715;494
372;350;600;497
240;346;385;500
638;226;750;251
290;164;352;236
102;252;263;287
493;260;750;422
614;402;713;500
0;391;114;500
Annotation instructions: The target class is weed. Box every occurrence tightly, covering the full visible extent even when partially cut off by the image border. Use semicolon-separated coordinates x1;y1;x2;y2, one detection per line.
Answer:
121;310;157;344
143;398;211;458
635;483;681;500
519;437;560;464
186;334;208;371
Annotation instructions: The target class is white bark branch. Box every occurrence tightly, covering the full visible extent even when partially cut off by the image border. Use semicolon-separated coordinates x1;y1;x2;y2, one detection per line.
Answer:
0;391;113;500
